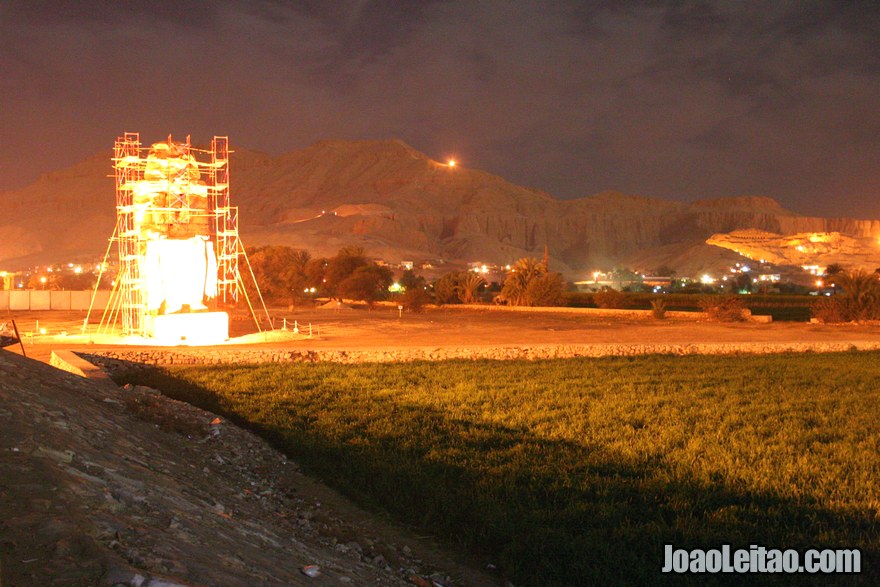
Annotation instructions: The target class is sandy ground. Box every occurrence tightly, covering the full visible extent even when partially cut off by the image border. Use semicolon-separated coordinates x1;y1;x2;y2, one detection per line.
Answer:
5;306;880;363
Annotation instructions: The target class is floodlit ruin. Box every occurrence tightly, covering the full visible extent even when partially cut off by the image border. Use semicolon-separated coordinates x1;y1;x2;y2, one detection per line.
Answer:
90;133;265;345
706;229;880;273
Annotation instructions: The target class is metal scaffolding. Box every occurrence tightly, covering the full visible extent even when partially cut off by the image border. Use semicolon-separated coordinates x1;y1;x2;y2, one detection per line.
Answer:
113;132;145;335
210;136;241;305
92;132;270;338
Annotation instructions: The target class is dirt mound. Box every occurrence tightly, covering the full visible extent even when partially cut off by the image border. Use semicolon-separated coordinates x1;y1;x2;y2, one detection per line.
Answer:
0;351;491;586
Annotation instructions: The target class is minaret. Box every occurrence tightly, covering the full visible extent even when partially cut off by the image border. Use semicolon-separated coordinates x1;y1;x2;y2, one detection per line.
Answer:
542;243;550;270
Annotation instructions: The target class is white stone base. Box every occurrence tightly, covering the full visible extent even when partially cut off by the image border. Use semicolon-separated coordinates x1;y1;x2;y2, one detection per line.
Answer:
145;312;229;345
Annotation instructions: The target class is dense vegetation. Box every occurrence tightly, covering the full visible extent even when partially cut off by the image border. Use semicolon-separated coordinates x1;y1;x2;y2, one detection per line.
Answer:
811;270;880;323
564;291;816;321
246;245;393;307
499;257;565;306
119;353;880;585
243;244;875;321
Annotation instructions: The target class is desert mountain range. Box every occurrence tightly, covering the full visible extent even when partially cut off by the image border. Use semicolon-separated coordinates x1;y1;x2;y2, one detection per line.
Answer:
2;138;879;277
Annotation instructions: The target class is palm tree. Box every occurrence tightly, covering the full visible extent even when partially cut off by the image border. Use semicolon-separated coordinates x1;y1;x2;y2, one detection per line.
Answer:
835;269;880;321
825;263;845;276
459;272;486;304
501;257;555;306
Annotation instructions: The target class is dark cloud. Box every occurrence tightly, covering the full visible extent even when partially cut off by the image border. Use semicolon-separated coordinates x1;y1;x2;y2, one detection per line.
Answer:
1;0;878;218
1;0;220;27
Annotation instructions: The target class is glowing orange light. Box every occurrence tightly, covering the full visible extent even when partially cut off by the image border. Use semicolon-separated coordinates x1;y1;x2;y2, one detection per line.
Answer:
145;312;228;345
447;159;456;167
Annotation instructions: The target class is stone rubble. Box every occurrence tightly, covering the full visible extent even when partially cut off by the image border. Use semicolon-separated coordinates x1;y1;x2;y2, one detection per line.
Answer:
0;351;494;586
78;339;880;373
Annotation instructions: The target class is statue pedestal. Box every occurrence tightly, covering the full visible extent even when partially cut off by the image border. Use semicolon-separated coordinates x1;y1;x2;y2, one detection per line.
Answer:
145;311;229;345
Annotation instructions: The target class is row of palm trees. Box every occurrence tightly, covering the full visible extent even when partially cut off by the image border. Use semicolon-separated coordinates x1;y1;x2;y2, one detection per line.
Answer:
431;257;566;307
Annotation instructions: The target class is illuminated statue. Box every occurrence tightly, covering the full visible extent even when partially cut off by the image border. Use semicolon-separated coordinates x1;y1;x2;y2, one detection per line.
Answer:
109;133;237;343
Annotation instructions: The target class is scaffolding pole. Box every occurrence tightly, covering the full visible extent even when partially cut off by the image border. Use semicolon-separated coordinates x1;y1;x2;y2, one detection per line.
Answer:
95;133;266;340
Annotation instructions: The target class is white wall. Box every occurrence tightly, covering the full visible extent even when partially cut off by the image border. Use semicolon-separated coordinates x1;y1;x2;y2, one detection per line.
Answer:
50;290;71;310
9;290;29;311
0;290;110;311
30;291;51;310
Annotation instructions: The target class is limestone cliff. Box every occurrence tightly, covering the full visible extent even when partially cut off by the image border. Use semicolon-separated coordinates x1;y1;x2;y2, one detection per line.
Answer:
2;139;878;277
706;229;880;271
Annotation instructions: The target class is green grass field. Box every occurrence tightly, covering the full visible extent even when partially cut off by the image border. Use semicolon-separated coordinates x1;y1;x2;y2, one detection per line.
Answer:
116;353;880;585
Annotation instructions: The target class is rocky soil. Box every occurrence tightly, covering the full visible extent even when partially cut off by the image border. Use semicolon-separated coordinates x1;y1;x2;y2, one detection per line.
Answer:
0;350;495;586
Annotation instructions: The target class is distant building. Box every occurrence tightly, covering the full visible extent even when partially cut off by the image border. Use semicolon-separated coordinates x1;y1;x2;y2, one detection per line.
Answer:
642;276;673;287
0;271;14;290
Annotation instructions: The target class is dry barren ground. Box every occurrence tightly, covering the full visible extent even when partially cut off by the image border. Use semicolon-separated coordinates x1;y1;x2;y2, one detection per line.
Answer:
7;306;880;363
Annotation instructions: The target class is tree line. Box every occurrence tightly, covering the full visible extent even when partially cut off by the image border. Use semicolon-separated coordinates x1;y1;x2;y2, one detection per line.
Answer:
244;245;566;310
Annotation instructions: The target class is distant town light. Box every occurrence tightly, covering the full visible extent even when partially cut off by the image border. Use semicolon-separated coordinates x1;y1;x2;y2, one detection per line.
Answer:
700;274;715;284
73;266;83;274
447;159;456;167
39;276;47;284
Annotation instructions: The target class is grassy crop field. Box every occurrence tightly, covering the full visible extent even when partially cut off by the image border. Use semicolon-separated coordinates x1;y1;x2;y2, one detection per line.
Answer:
116;353;880;585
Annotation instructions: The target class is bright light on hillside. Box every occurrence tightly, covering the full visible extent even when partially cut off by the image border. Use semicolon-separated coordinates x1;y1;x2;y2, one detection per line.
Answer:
447;159;456;167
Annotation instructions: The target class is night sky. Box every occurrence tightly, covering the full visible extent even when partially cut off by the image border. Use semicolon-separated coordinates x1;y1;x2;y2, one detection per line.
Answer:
1;1;878;218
